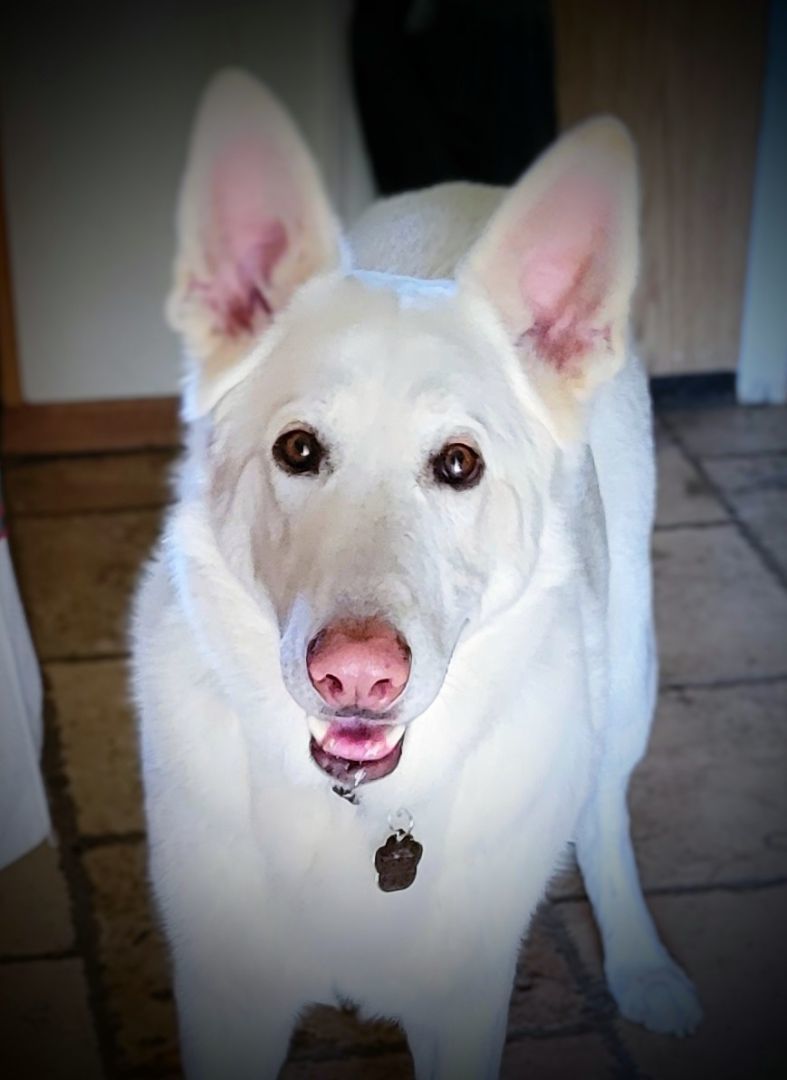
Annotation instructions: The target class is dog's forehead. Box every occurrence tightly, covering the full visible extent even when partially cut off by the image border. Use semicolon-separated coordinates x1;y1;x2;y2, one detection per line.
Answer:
237;270;526;441
272;270;498;386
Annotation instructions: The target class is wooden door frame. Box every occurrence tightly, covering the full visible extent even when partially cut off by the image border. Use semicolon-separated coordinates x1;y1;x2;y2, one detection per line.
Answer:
0;152;22;409
737;0;787;404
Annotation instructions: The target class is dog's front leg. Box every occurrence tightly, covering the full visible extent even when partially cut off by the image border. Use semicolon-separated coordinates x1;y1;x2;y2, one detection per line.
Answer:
154;854;303;1080
174;950;301;1080
399;976;513;1080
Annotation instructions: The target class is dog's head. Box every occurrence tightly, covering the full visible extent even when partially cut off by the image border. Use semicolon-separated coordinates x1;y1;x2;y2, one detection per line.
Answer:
166;71;638;787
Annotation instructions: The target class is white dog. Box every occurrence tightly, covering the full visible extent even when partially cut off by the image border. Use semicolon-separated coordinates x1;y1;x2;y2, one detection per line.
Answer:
132;70;702;1079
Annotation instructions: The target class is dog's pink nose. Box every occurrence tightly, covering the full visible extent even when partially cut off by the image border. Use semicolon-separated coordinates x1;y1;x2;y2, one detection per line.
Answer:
307;618;411;711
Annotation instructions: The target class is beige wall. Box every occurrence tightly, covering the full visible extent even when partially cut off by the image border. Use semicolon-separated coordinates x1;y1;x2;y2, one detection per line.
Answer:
0;0;373;403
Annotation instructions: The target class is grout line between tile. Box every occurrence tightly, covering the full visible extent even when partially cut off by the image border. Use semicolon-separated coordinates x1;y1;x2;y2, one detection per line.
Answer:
660;415;787;591
645;876;787;898
542;905;642;1079
10;503;170;520
287;1040;410;1065
76;831;147;851
0;946;79;965
653;520;732;532
42;651;130;666
3;447;180;466
553;874;787;905
686;447;787;461
660;672;787;692
41;686;122;1079
504;1020;595;1041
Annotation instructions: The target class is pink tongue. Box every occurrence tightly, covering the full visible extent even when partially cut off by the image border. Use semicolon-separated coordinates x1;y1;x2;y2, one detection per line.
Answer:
322;723;393;762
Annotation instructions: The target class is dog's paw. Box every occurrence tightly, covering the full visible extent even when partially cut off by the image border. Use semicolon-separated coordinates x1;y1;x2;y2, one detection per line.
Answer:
606;958;703;1036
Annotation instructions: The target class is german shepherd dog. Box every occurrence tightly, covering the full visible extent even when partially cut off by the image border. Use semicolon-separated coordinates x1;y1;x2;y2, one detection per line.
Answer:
132;70;701;1079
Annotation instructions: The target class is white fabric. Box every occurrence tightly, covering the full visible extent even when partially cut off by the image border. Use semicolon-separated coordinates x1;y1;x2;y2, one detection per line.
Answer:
0;506;50;869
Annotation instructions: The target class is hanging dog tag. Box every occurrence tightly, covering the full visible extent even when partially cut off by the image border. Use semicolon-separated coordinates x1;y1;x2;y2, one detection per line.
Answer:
375;810;422;892
374;833;423;892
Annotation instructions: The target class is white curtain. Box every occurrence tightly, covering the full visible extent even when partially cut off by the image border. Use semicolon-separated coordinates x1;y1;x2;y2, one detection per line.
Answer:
0;489;51;869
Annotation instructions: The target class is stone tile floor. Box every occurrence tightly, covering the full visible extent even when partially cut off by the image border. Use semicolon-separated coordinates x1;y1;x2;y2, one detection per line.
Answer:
1;404;786;1079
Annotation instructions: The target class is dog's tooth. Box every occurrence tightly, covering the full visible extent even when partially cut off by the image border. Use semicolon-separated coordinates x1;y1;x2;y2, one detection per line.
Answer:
308;716;330;745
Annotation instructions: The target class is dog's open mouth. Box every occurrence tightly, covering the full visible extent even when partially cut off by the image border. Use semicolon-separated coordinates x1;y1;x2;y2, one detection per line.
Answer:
308;717;405;785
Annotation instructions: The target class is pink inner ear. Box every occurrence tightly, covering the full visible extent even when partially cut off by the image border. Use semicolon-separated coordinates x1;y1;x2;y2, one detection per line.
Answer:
514;177;615;372
189;220;288;338
189;138;294;338
519;246;611;371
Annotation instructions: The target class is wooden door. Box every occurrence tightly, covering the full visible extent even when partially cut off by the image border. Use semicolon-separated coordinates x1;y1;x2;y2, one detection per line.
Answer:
553;0;768;376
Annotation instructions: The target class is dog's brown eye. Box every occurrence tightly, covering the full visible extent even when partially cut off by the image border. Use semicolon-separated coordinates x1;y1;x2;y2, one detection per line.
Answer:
273;429;324;475
433;443;484;489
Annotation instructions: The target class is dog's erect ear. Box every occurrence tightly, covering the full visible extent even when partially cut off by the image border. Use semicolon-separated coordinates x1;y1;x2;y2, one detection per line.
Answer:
167;69;343;417
459;117;639;443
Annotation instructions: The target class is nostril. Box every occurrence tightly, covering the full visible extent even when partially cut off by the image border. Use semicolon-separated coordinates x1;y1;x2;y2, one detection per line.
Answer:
368;678;393;703
323;674;343;698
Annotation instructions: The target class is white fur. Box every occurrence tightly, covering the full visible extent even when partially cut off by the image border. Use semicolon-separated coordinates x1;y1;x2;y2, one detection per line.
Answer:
132;70;701;1079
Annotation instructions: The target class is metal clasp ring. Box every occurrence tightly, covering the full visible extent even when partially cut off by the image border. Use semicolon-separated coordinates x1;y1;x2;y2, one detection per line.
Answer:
387;807;414;838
